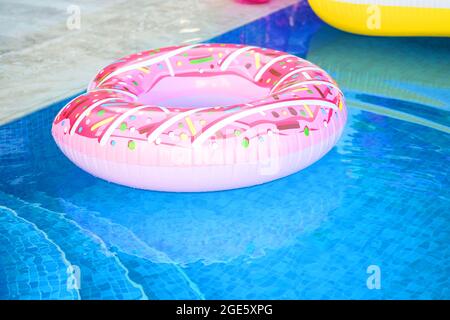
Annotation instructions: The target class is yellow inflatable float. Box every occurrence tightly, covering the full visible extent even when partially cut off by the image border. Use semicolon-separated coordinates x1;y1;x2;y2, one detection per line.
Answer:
308;0;450;36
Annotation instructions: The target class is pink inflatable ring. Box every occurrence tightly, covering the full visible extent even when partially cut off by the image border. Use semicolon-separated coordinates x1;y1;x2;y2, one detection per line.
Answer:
52;44;347;192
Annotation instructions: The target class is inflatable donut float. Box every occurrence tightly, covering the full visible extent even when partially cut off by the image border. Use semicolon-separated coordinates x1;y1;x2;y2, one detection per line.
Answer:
309;0;450;36
52;44;347;192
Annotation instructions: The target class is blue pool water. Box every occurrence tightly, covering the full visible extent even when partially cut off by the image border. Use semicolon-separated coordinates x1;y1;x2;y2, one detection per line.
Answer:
1;2;449;299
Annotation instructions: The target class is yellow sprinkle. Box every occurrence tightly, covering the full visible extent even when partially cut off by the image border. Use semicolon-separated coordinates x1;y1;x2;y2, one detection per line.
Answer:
339;100;343;111
91;116;115;131
255;53;261;69
218;52;223;58
138;67;150;73
185;116;197;136
303;104;313;118
266;78;271;84
292;87;309;92
180;132;188;141
176;61;182;66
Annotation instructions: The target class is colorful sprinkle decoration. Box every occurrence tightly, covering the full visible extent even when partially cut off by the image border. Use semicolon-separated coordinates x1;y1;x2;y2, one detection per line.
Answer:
304;126;310;136
242;137;250;148
128;140;136;150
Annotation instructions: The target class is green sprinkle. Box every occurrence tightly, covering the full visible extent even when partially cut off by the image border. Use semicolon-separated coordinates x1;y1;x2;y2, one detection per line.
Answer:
97;110;105;116
307;89;313;94
234;130;241;136
120;122;127;131
132;80;139;86
128;140;136;150
178;122;184;128
189;56;214;64
304;126;310;136
242;137;250;148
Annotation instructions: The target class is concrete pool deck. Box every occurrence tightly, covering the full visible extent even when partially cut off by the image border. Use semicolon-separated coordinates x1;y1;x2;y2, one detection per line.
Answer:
0;0;298;125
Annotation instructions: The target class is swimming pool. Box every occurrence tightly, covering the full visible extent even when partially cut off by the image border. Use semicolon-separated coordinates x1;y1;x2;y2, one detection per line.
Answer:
1;1;449;299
